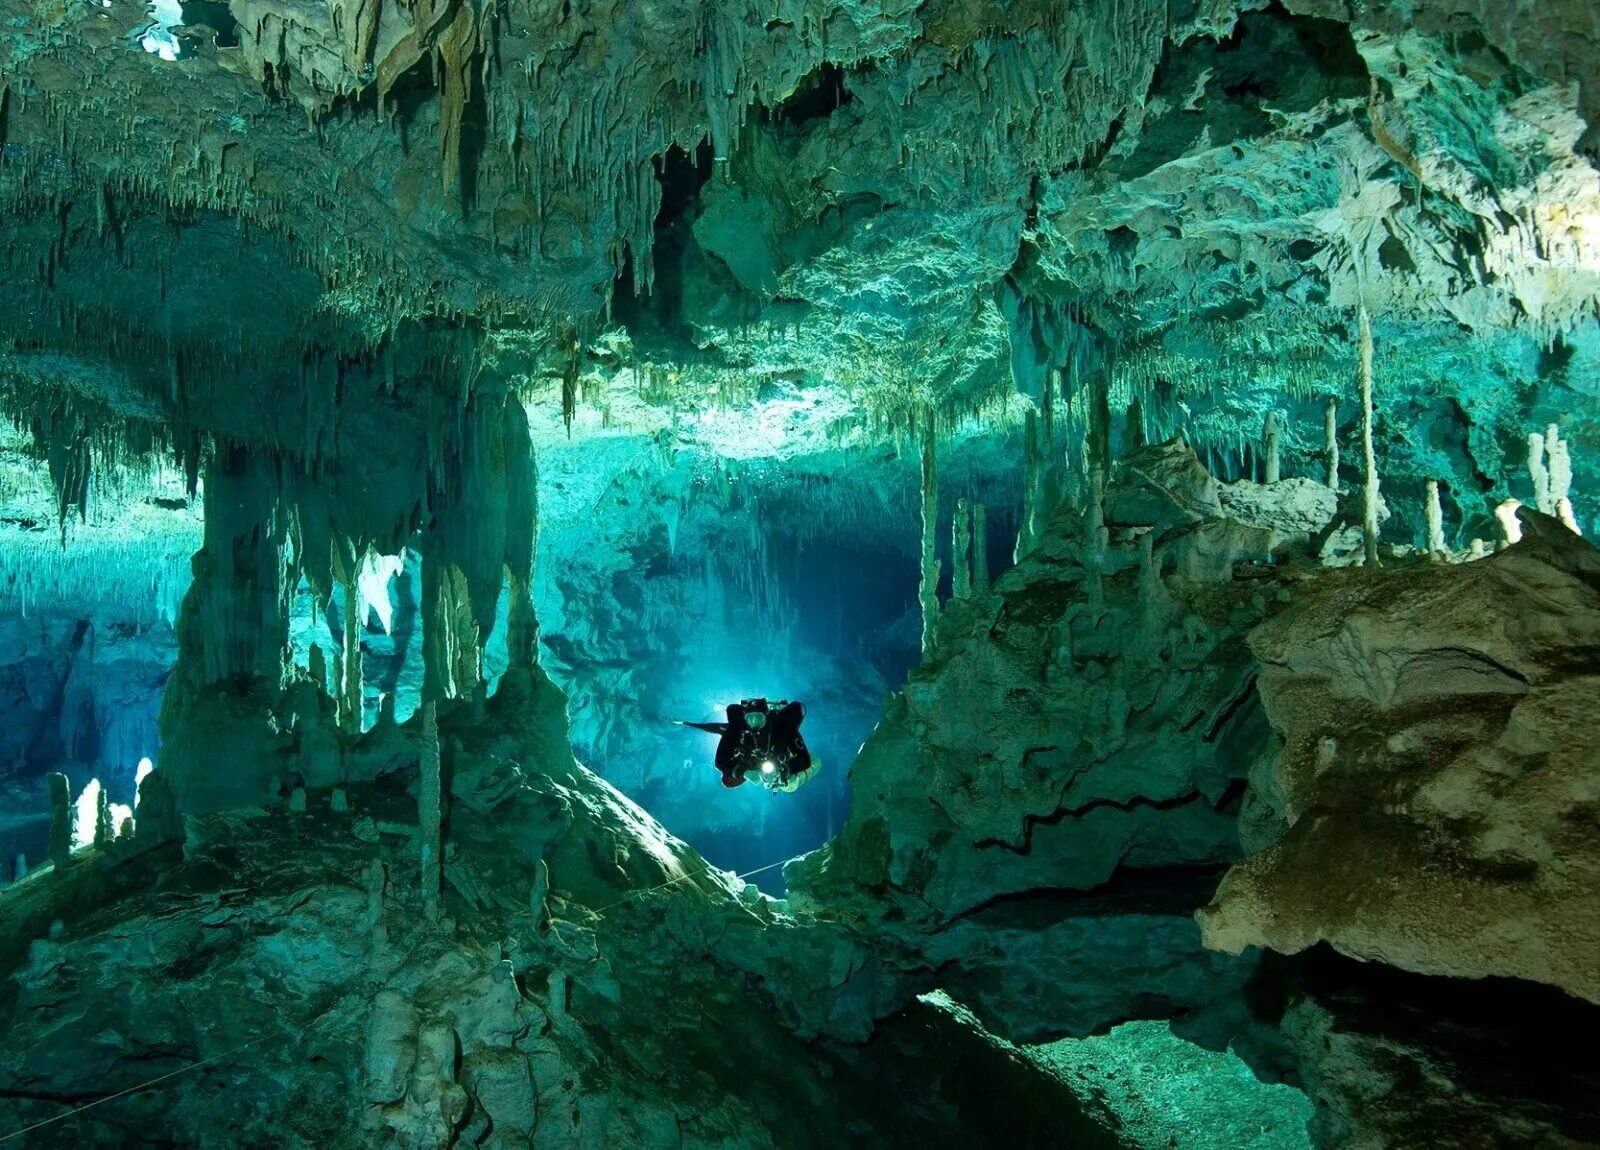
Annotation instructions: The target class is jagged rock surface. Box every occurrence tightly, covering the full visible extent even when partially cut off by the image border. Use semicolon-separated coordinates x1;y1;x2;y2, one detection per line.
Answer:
1201;512;1600;1005
0;666;1125;1148
1245;950;1600;1150
787;440;1289;1040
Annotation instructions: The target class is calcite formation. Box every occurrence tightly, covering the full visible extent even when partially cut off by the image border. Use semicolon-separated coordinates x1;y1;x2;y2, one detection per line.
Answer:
1;0;1599;1144
1201;508;1600;1004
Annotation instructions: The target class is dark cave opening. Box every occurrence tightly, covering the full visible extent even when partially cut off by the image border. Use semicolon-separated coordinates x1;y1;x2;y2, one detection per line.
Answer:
760;62;855;126
178;0;239;48
610;140;715;344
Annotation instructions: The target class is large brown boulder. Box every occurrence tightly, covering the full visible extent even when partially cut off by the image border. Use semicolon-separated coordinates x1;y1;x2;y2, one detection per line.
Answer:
1201;512;1600;1003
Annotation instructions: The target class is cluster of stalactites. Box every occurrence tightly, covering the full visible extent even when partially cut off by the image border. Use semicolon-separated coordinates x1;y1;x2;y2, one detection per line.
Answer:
151;373;542;815
2;383;202;536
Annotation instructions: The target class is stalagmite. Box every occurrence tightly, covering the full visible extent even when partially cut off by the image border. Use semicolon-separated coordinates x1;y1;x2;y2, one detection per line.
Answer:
919;409;941;657
1494;499;1523;549
973;504;990;595
1529;432;1551;513
94;785;114;848
1358;306;1380;567
1325;397;1339;490
341;575;363;735
1544;424;1581;534
952;497;972;600
529;857;550;929
503;399;541;668
12;854;25;883
133;767;182;845
308;643;328;693
420;699;442;922
1263;412;1280;484
47;772;73;870
1425;480;1446;556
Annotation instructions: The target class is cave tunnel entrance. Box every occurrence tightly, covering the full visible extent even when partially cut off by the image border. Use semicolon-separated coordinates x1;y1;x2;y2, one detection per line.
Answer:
535;435;1024;896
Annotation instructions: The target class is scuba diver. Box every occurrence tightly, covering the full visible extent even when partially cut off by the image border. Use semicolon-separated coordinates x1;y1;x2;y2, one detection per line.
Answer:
681;698;817;792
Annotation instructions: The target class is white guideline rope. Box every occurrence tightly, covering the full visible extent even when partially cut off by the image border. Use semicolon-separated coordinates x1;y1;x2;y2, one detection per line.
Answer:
587;857;791;916
1;857;793;1142
0;1035;271;1144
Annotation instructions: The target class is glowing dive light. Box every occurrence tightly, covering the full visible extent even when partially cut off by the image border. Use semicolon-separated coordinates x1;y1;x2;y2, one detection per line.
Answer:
760;761;777;775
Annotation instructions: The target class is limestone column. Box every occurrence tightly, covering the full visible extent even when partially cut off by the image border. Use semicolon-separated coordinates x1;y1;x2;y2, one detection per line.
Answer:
1425;481;1446;556
158;443;293;812
973;504;990;595
951;497;972;600
1358;306;1380;567
1324;398;1339;490
919;409;941;657
420;698;442;922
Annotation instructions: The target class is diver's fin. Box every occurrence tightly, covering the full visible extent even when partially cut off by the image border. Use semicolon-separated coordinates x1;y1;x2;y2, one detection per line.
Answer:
678;721;729;735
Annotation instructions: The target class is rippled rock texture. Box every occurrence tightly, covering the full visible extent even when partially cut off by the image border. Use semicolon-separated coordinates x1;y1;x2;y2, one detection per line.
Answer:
1203;510;1600;1003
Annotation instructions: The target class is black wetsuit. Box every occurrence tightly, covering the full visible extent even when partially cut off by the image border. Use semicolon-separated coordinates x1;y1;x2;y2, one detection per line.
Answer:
712;699;811;788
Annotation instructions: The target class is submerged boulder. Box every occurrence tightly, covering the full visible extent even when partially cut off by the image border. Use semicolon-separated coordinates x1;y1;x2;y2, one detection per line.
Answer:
1201;513;1600;1004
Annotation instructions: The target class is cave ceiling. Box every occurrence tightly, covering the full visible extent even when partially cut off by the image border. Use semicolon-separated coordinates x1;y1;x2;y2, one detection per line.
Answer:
0;0;1597;508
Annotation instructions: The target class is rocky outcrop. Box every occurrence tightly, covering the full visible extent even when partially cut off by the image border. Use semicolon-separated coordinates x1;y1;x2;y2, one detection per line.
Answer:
0;665;1125;1148
1201;510;1600;1005
787;439;1290;1039
1245;949;1600;1150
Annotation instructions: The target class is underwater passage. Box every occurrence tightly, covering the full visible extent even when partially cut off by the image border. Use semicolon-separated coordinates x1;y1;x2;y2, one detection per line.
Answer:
1;0;1599;1145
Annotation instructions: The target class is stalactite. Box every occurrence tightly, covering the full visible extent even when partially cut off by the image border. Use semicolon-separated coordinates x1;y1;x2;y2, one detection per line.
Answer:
1426;480;1446;556
1325;397;1339;490
952;496;972;600
437;2;481;204
1263;411;1280;484
919;409;941;658
973;503;990;596
1358;306;1379;567
561;335;580;436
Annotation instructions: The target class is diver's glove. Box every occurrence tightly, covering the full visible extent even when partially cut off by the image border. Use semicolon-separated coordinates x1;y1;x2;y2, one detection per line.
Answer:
774;758;819;793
